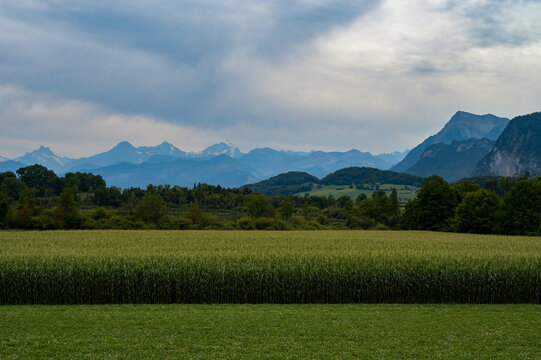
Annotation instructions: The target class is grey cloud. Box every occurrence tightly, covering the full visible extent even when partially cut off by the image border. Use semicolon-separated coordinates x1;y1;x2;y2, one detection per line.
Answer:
0;0;540;155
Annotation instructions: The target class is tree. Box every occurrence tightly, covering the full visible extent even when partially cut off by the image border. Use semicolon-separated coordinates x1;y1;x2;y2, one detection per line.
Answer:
16;165;60;196
355;193;367;203
403;175;458;231
0;193;9;227
386;188;400;228
500;180;541;235
337;195;353;209
455;189;501;234
54;188;80;229
13;187;37;229
1;177;25;200
135;194;167;223
454;181;480;201
247;194;268;218
279;197;294;221
0;171;16;184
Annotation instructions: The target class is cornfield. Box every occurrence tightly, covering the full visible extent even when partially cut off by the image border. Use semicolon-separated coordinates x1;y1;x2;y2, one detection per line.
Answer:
0;230;540;304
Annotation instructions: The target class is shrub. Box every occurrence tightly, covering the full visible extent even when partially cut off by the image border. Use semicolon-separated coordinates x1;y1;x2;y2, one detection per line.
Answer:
236;217;255;230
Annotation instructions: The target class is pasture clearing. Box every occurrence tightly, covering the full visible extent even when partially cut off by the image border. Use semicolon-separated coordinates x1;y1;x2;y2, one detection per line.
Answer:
295;184;419;201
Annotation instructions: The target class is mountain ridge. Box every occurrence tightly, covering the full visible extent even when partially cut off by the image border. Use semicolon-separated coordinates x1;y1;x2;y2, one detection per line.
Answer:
405;138;495;182
1;141;409;188
391;111;509;173
473;111;541;176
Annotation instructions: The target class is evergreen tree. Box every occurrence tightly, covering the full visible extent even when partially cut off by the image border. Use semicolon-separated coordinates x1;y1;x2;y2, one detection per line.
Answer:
0;193;9;227
386;188;400;228
54;188;80;229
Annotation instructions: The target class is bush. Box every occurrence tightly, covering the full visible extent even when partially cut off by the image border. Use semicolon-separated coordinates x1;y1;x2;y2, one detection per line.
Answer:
236;217;255;230
31;210;56;230
157;216;194;230
255;217;289;230
92;207;111;220
290;216;306;229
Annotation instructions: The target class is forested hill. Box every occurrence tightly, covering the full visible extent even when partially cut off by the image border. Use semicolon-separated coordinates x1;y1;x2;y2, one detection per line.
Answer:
321;167;424;186
242;167;424;196
241;172;320;196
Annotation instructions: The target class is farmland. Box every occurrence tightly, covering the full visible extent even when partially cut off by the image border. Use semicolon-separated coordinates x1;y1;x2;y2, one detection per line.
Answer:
1;230;540;304
294;184;419;201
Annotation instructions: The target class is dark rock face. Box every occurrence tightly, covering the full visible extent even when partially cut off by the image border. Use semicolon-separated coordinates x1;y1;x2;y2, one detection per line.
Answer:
405;138;495;182
474;112;541;176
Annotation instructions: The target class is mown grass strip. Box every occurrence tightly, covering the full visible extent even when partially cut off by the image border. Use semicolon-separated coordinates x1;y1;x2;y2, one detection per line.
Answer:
1;304;540;360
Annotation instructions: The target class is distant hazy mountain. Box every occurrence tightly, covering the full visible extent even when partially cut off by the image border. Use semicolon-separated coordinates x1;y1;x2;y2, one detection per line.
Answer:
138;142;187;158
89;155;258;188
199;142;242;159
237;148;299;179
392;111;509;173
405;138;495;182
1;141;409;188
0;160;26;173
288;150;401;178
66;141;188;171
0;156;8;162
15;146;72;173
474;112;541;176
374;150;409;166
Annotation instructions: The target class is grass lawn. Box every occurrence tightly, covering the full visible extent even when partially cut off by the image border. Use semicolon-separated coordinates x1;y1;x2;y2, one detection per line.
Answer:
1;304;540;359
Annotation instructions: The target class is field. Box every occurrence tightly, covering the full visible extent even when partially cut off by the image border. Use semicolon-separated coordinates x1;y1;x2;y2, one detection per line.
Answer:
295;184;419;201
1;230;540;304
1;304;540;359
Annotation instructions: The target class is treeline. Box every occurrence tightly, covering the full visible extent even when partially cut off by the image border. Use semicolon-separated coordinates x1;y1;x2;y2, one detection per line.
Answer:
1;164;540;234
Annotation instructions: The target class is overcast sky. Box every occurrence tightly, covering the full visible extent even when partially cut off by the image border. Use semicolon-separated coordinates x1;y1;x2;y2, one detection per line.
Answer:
1;0;541;158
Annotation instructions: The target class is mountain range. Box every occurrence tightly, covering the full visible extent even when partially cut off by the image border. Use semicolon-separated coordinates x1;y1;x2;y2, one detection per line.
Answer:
245;110;541;189
0;141;408;188
2;110;540;188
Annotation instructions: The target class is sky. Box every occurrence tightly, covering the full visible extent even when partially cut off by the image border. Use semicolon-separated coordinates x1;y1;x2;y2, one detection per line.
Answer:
1;0;541;158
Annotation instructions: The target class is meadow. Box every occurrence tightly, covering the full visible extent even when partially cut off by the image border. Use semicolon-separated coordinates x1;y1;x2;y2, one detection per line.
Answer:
1;304;540;359
1;230;540;304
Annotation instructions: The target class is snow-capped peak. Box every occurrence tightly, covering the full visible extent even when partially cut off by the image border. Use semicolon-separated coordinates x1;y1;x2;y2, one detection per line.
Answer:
201;142;242;158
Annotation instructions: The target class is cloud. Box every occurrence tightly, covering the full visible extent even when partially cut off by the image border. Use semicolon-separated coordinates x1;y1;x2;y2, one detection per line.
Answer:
0;85;221;158
222;0;541;142
0;0;540;155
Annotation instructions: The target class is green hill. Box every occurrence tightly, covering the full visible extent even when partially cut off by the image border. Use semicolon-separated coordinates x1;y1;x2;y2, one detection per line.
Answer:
242;171;319;195
321;167;424;187
242;167;424;196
